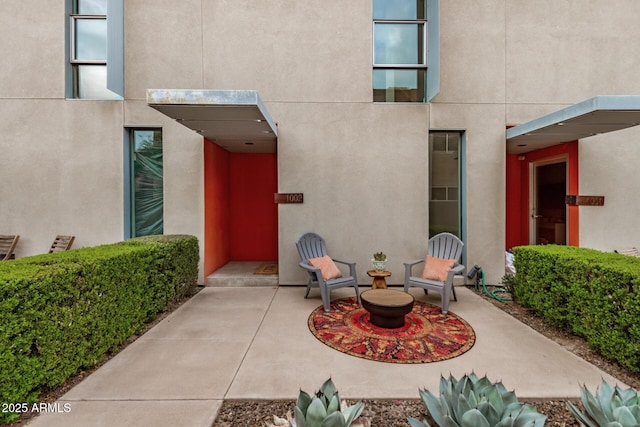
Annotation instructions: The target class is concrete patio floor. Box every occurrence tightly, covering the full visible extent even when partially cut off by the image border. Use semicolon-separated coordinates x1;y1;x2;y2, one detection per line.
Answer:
27;285;623;427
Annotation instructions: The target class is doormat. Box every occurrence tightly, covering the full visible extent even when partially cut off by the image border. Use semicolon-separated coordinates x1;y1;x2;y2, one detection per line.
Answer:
308;297;475;364
254;263;278;275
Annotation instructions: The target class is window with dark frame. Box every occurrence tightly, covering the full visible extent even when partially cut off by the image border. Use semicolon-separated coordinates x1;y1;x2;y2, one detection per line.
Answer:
70;0;119;99
128;129;164;238
373;0;427;102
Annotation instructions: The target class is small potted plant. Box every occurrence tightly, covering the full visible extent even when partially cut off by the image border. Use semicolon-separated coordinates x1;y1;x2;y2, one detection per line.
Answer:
372;251;387;271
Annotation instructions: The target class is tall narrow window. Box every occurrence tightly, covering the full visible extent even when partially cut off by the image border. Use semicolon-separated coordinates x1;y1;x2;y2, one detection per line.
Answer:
127;129;164;237
69;0;121;99
373;0;427;102
429;132;461;238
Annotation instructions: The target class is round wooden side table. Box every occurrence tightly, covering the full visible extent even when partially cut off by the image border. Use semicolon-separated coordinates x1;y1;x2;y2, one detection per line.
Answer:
367;270;391;289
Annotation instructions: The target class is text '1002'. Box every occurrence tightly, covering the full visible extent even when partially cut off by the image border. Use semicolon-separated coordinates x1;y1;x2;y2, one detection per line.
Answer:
274;193;304;204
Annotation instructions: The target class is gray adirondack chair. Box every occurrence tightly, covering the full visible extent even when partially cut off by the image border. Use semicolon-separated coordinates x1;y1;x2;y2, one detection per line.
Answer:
403;232;465;314
296;232;360;312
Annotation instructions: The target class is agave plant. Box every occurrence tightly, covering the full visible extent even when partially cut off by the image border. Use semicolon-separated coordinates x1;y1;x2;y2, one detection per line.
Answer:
408;372;547;427
265;378;368;427
566;380;640;427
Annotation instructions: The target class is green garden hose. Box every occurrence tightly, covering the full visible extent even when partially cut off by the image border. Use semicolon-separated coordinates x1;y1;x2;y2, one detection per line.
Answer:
480;271;512;301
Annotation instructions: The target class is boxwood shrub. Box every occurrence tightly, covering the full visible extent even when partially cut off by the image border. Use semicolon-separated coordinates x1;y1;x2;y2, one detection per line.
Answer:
512;245;640;373
0;235;198;423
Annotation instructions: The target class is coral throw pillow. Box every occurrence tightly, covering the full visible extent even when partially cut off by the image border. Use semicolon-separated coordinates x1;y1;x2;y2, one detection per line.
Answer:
421;256;456;282
309;255;343;281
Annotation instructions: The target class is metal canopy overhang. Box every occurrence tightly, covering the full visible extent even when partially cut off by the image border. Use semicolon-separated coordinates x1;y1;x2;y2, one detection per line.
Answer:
146;89;278;153
506;95;640;154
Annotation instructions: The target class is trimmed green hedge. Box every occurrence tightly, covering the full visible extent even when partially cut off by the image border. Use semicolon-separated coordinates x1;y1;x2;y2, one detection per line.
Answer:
512;245;640;373
0;235;199;423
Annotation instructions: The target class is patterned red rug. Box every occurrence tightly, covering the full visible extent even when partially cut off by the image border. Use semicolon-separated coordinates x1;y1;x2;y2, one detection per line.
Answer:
308;297;475;363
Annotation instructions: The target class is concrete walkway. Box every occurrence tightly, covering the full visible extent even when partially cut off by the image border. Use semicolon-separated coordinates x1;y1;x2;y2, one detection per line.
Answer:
27;286;622;426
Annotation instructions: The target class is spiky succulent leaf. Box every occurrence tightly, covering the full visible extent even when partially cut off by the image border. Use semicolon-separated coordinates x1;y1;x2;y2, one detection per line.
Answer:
479;401;501;426
295;406;309;427
298;389;313;415
306;398;328;426
320;378;338;403
510;407;547;427
484;385;504;415
628;405;640;422
460;408;490;427
342;401;364;426
319;411;347;427
466;389;478;408
407;417;430;427
442;415;462;427
419;388;447;426
597;380;616;420
495;416;516;427
458;375;474;399
582;384;610;427
467;372;481;383
501;390;519;408
566;400;599;427
612;405;638;426
455;393;473;419
326;395;340;415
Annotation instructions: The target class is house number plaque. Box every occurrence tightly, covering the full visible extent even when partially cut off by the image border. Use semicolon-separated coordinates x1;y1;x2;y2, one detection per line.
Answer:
274;193;304;204
565;195;604;206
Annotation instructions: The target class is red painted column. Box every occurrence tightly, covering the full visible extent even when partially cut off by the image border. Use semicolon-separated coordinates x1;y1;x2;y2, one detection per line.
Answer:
203;140;231;276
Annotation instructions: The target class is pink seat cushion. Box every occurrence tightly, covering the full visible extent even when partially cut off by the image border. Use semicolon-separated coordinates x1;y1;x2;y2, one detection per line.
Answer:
421;256;456;282
309;255;343;281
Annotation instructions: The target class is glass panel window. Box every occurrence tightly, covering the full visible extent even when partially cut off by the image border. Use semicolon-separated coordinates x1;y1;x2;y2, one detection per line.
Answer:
69;0;119;99
374;23;425;65
429;132;461;238
373;69;425;102
74;18;107;61
75;65;115;99
129;129;164;237
373;0;425;19
77;0;107;15
372;0;427;102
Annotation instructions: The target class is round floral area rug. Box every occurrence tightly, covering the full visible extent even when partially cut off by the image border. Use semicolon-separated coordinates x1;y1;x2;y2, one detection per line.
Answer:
308;297;475;363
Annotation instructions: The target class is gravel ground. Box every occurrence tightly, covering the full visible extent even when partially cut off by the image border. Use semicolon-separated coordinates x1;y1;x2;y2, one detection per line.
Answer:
11;285;640;426
211;397;578;426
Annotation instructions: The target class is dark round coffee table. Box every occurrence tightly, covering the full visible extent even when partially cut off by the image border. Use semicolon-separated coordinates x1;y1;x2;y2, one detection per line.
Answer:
361;289;415;328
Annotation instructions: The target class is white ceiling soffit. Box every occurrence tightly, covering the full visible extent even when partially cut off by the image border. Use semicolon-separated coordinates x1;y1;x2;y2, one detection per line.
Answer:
147;89;278;153
506;95;640;154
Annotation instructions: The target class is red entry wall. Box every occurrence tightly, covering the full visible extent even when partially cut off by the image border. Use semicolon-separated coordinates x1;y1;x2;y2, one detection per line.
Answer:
505;142;579;250
203;140;231;276
229;153;278;261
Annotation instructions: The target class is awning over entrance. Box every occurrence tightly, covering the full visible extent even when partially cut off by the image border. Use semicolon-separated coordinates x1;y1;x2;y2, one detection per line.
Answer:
506;95;640;154
147;89;278;153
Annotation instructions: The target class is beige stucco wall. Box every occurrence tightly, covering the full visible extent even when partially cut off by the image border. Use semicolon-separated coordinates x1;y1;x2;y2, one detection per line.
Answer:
4;0;640;286
579;127;640;251
0;100;125;256
273;102;430;285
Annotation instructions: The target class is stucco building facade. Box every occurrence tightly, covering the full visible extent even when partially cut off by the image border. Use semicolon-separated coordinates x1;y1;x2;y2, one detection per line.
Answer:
2;0;640;285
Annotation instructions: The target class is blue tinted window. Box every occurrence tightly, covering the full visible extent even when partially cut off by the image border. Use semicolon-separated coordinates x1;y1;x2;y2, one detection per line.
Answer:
374;23;424;65
75;18;107;60
77;0;107;15
373;0;425;19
